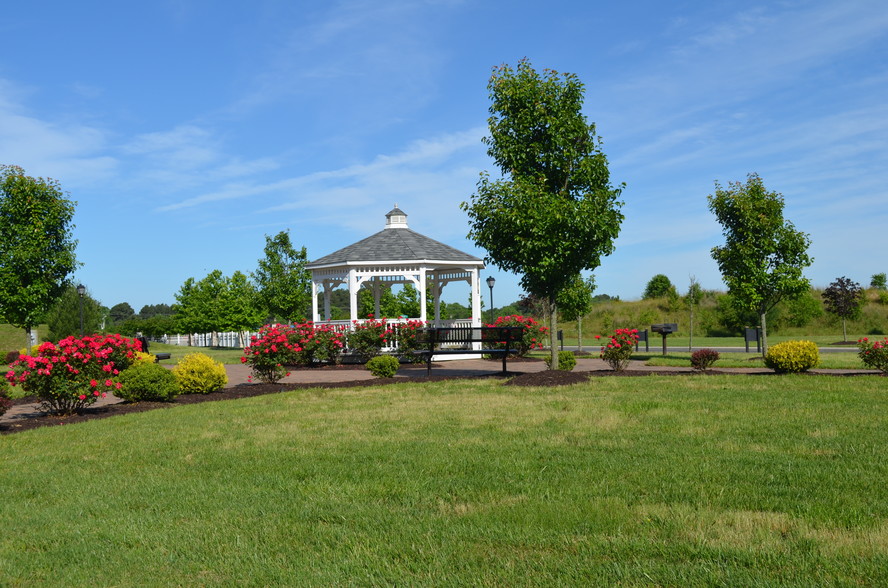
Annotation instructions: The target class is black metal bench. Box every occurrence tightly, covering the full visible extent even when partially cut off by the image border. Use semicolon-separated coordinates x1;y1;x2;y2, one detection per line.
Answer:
415;326;525;375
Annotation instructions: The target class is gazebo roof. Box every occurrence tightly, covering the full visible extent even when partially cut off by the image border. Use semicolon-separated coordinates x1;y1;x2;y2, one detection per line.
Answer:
306;207;483;268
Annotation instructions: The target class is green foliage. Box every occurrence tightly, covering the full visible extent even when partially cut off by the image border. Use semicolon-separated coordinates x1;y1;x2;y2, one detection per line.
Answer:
556;274;595;321
108;302;135;325
175;270;264;338
0;378;11;416
358;286;401;319
45;284;103;340
116;361;180;402
253;230;312;323
690;349;720;371
779;291;823;328
871;273;887;290
597;328;639;371
878;291;888;306
544;350;576;371
857;336;888;373
0;166;79;344
822;277;864;342
461;59;624;368
764;340;820;373
643;274;675;299
366;355;400;378
172;353;228;394
708;173;813;353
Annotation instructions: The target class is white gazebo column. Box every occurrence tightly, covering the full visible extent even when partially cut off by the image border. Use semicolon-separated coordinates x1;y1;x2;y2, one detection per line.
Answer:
311;279;320;322
348;268;359;322
432;273;442;326
470;268;482;328
418;267;428;323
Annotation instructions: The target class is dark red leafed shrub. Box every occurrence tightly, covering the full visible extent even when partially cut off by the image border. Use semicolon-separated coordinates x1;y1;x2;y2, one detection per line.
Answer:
691;349;720;371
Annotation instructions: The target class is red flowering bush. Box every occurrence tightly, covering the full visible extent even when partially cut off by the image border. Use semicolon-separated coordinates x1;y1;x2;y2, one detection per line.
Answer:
483;315;547;357
385;320;426;363
290;322;346;366
596;328;639;371
242;324;303;384
858;337;888;373
242;323;347;383
0;379;12;417
348;317;391;361
5;334;142;415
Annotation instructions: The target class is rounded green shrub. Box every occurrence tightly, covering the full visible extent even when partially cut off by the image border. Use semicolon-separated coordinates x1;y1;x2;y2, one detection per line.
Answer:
545;350;577;371
0;380;12;417
172;353;228;394
117;361;180;402
366;355;400;378
764;340;820;373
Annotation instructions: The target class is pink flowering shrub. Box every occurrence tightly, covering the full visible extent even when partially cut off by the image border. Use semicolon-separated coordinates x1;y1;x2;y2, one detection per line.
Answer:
291;323;346;366
483;315;547;357
386;320;426;363
858;337;888;373
596;328;640;371
5;333;142;415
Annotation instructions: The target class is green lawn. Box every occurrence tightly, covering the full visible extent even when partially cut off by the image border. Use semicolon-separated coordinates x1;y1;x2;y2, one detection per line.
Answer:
2;375;887;585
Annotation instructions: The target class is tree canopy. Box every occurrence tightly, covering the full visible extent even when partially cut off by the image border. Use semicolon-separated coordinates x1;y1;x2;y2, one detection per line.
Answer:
0;165;79;346
708;173;812;354
461;59;624;367
253;230;311;323
643;274;675;300
822;276;864;342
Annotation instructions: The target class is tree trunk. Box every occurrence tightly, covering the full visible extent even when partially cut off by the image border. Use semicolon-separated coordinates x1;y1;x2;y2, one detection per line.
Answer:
549;301;558;370
842;318;847;342
760;311;768;357
688;309;694;352
577;316;583;353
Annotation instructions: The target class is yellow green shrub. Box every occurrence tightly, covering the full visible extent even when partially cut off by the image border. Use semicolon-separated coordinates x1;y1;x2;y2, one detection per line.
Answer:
132;351;156;366
172;353;228;394
764;340;820;373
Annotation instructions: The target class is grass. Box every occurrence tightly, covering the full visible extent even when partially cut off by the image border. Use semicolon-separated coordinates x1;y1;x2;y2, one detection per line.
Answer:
641;351;865;369
2;375;888;585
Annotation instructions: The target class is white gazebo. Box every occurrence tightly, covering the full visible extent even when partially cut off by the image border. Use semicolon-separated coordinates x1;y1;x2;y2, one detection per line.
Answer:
306;206;485;327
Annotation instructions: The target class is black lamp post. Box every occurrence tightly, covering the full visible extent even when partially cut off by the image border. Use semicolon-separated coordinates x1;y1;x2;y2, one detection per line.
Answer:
486;276;496;325
76;283;86;337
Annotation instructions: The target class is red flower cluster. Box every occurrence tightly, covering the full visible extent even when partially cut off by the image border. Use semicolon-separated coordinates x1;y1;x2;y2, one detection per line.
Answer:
599;328;639;371
858;336;888;373
484;314;548;356
242;323;347;383
5;333;142;415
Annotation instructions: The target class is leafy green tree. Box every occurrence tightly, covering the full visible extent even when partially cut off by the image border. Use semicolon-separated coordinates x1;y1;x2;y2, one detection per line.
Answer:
708;173;813;354
222;271;265;345
45;284;103;340
358;285;400;319
461;59;624;368
109;302;135;325
822;277;865;342
871;273;887;290
175;270;263;344
684;276;704;350
138;303;174;319
253;230;311;323
0;165;79;348
643;274;675;300
557;274;595;351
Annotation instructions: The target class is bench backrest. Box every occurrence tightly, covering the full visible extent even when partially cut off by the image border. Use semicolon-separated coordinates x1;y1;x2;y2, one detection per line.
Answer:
417;326;524;345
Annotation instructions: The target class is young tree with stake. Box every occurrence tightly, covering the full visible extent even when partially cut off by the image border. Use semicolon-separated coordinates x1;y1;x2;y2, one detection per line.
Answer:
461;60;624;369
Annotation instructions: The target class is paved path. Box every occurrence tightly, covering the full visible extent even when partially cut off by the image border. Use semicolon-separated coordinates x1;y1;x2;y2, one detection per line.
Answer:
2;357;879;426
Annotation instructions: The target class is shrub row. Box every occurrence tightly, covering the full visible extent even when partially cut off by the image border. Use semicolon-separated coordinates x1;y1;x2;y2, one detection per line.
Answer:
4;334;228;414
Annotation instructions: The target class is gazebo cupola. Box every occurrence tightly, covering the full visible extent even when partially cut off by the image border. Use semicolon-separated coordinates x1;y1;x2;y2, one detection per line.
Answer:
306;206;485;326
384;205;408;229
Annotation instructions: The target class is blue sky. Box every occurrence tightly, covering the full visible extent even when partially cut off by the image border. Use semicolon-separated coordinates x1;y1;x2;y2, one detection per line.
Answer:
1;0;886;312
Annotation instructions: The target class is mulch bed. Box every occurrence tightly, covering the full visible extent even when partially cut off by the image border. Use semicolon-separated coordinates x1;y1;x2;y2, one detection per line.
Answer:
3;364;882;436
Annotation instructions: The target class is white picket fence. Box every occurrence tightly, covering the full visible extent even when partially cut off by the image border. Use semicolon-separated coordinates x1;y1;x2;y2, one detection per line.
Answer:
159;319;475;350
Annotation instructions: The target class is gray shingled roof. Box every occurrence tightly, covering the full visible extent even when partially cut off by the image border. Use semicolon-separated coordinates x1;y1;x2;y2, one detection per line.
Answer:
307;227;482;267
